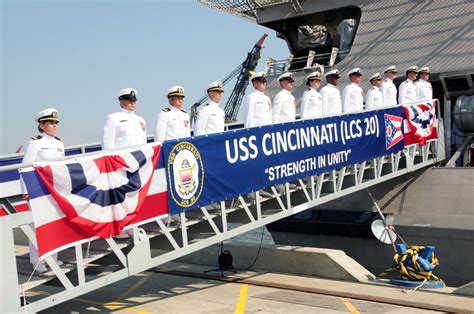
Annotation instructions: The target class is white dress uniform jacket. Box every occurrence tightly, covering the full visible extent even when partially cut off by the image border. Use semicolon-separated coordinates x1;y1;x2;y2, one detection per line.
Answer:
320;83;342;116
300;87;323;119
365;86;384;110
102;109;147;150
194;100;225;136
416;79;433;102
22;134;65;193
272;89;296;123
380;78;398;107
154;106;191;142
243;90;272;128
342;82;364;113
398;79;417;105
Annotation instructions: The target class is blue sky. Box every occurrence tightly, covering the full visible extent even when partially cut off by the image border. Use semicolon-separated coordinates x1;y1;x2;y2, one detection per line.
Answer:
1;0;288;154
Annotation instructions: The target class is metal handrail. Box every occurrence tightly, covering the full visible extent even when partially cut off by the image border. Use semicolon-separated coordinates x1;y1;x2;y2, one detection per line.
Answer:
0;99;441;172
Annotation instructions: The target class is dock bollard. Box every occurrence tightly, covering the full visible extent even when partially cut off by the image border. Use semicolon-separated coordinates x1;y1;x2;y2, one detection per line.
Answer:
389;244;444;289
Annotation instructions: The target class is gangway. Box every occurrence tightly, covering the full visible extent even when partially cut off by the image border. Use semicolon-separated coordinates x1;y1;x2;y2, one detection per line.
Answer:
0;113;443;313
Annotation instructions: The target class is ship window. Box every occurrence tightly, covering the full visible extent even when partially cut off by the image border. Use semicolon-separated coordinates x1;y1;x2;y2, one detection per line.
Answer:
264;6;361;69
445;77;469;92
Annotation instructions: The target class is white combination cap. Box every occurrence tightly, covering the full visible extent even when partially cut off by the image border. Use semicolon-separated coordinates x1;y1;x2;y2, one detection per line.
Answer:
278;72;294;82
325;69;340;77
206;81;224;93
406;65;419;73
419;66;430;74
348;67;362;76
305;71;322;81
384;65;398;73
250;71;267;81
369;72;383;81
117;88;137;101
35;108;59;122
166;86;185;98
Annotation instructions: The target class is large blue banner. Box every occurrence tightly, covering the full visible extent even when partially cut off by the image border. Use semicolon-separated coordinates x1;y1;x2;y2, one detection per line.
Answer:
163;107;405;214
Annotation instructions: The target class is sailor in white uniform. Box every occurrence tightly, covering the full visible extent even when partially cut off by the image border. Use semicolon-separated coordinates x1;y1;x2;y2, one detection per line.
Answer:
365;73;384;110
380;65;398;107
242;72;272;128
154;86;191;142
398;65;418;105
320;69;342;116
342;67;364;113
194;81;225;136
272;72;296;124
22;108;65;273
241;72;273;198
300;71;323;119
155;86;191;223
416;67;433;102
102;88;147;150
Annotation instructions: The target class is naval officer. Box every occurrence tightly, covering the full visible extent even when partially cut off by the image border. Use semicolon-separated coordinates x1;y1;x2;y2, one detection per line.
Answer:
365;73;384;110
380;65;398;107
320;69;342;116
272;72;296;124
154;86;191;223
342;68;364;113
416;67;433;102
194;81;225;136
242;72;272;128
102;88;147;150
154;86;191;142
398;65;418;105
300;71;323;119
242;72;273;198
22;108;65;273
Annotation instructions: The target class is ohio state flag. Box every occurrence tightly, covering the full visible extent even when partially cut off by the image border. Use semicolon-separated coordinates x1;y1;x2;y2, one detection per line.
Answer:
403;101;438;146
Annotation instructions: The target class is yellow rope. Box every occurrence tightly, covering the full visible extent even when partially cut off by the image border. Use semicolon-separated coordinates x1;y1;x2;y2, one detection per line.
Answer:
391;245;442;281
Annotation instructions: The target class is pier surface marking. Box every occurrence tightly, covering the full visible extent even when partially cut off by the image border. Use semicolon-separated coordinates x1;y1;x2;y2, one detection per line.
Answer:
235;283;249;314
340;297;360;314
116;272;154;301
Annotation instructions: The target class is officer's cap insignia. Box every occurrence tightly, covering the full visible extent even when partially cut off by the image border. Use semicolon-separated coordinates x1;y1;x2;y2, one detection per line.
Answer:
178;88;183;94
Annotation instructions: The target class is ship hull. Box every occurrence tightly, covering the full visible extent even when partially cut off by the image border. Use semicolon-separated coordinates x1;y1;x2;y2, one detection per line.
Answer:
268;167;474;286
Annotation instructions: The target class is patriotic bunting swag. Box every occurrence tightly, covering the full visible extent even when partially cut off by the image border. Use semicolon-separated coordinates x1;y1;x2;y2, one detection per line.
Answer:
21;144;168;258
403;101;438;146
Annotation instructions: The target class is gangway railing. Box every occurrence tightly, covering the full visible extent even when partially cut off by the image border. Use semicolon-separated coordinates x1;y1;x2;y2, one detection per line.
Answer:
0;123;244;168
0;105;443;312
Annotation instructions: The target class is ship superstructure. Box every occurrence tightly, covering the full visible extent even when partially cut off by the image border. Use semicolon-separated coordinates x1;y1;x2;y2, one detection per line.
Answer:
200;0;474;286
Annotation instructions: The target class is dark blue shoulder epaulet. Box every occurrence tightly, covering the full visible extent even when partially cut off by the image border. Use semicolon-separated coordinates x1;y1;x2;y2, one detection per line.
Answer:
31;135;42;140
54;136;63;141
205;103;210;106
162;108;171;112
180;109;188;114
